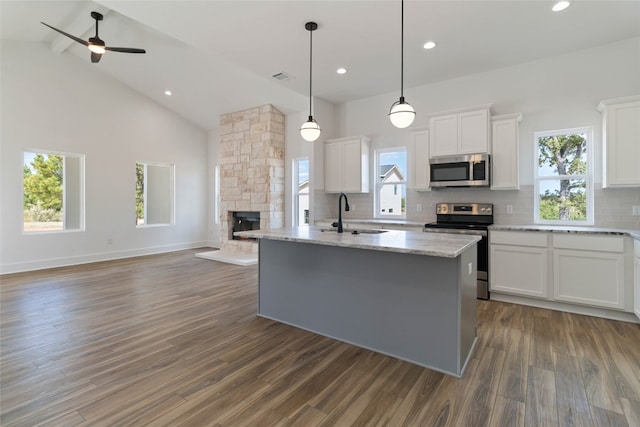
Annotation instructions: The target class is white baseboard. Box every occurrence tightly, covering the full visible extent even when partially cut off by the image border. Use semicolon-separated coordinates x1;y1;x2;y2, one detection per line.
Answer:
491;292;640;324
0;241;211;275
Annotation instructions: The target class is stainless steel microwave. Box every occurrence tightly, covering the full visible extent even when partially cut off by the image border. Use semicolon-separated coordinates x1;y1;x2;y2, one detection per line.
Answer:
429;154;490;188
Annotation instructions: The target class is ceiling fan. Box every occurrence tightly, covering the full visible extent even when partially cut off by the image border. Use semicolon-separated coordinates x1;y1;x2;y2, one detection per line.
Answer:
41;11;146;63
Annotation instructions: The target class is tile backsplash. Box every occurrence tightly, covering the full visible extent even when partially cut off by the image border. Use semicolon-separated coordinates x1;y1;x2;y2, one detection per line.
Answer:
318;185;640;230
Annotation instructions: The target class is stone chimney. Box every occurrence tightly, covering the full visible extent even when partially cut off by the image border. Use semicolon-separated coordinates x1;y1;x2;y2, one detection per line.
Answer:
218;104;285;253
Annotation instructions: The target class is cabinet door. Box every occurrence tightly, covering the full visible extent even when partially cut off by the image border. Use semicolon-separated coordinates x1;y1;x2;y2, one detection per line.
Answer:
491;117;519;190
490;245;548;298
341;139;364;193
324;141;343;193
458;109;489;154
429;114;458;157
409;130;430;190
553;249;625;309
605;101;640;187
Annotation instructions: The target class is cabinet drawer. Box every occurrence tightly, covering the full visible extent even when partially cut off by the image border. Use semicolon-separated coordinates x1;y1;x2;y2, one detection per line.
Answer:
490;231;548;247
552;234;624;253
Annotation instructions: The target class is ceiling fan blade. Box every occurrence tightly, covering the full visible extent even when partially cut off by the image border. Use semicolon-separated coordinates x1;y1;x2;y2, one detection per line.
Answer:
105;47;146;54
41;22;88;47
91;52;102;63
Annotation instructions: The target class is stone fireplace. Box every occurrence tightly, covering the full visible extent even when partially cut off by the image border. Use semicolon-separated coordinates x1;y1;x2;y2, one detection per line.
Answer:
230;211;260;241
218;104;285;254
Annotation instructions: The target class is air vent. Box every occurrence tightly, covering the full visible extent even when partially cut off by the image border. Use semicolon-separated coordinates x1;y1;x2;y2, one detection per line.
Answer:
272;71;295;81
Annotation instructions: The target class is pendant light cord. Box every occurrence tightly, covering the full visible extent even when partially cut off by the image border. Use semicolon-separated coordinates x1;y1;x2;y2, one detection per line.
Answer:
400;0;404;99
309;26;313;117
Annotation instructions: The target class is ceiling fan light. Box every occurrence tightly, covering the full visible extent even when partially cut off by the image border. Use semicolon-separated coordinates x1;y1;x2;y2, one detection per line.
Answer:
88;37;105;54
389;99;416;128
552;1;571;12
88;44;105;54
300;116;321;142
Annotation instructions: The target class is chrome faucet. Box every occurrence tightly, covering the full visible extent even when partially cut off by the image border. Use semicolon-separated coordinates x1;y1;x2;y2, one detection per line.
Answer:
337;192;350;233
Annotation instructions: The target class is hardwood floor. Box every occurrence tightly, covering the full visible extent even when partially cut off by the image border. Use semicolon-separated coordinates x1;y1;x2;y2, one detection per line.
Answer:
1;249;639;426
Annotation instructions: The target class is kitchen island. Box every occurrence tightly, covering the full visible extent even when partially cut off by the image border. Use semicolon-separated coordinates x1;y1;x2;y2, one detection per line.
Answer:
235;227;480;377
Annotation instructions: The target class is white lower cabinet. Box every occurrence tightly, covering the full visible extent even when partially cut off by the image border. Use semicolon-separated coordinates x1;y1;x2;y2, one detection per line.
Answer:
634;240;640;319
490;231;549;298
552;234;625;310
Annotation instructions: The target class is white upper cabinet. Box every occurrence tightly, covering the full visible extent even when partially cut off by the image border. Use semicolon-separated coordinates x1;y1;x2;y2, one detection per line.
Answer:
324;136;370;193
429;105;491;157
598;95;640;187
429;114;458;157
491;113;522;190
408;129;430;191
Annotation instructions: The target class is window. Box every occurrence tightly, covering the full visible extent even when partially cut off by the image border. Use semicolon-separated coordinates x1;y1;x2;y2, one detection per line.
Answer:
23;150;84;233
534;127;593;225
293;157;310;226
136;162;174;226
375;148;407;218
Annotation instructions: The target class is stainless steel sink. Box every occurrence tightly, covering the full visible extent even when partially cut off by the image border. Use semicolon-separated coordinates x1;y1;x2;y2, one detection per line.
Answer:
320;228;388;234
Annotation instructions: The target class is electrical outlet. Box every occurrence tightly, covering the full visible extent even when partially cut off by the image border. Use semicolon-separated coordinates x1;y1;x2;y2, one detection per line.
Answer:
633;205;640;216
417;203;422;212
468;262;473;275
107;238;113;245
506;205;513;214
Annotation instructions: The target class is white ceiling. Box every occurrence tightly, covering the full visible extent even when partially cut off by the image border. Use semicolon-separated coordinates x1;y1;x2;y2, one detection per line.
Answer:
2;0;639;130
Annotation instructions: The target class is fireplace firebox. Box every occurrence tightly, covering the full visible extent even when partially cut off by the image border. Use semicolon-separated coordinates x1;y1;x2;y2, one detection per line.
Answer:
230;211;260;241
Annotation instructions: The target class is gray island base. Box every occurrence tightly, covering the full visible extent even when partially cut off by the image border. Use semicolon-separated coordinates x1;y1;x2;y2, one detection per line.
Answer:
237;227;479;378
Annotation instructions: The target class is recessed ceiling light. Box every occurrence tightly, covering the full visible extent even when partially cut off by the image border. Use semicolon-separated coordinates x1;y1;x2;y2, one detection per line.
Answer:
423;41;437;50
164;90;172;96
552;1;571;12
337;67;347;75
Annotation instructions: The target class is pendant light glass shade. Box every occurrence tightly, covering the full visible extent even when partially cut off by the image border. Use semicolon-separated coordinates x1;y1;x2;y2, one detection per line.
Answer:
389;0;415;129
300;116;321;142
300;22;321;142
389;97;415;128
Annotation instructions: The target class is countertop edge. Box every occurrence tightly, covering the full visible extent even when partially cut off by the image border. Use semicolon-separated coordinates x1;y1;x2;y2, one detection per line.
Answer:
489;224;640;240
235;228;481;258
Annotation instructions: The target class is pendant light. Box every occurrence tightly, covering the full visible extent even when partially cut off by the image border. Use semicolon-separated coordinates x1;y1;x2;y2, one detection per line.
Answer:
388;0;415;128
300;22;321;142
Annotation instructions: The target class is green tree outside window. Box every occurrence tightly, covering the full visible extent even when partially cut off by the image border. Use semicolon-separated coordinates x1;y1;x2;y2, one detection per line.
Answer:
535;129;592;224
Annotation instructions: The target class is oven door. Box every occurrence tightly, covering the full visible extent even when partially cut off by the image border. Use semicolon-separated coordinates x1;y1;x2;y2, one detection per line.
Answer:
423;226;489;300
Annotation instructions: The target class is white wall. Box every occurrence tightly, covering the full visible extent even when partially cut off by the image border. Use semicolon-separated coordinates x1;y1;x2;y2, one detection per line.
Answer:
1;41;209;273
207;127;221;246
284;97;338;226
295;37;640;229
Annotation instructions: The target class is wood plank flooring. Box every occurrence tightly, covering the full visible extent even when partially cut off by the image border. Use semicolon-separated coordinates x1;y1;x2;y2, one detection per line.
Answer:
1;249;640;426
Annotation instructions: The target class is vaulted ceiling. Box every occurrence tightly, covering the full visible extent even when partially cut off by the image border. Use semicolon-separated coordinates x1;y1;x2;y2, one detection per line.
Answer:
2;0;639;130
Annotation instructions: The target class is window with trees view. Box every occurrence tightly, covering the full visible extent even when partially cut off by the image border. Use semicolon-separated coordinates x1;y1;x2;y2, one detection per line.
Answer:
136;162;174;226
534;127;593;225
375;148;407;218
23;151;84;232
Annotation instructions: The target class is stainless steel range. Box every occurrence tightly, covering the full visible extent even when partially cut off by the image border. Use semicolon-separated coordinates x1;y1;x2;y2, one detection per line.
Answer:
423;203;493;300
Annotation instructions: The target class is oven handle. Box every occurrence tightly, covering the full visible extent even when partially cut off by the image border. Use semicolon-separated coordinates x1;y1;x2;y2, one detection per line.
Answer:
423;227;487;237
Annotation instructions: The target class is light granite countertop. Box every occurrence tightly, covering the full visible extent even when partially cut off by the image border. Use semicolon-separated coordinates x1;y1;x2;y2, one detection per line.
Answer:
235;226;480;258
315;218;426;227
489;224;640;241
